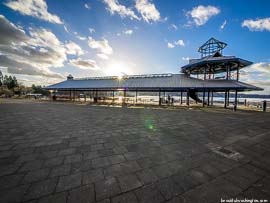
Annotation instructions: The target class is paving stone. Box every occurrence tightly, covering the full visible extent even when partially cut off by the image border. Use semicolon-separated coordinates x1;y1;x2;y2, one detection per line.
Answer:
156;177;184;200
83;151;99;160
38;192;67;203
134;183;165;203
136;168;158;185
1;101;270;202
96;199;110;203
56;173;82;192
112;191;138;203
44;157;64;168
67;185;95;203
0;184;29;203
91;144;104;151
137;158;156;169
82;169;104;184
19;160;44;172
23;178;58;201
152;164;173;178
92;157;110;168
108;155;126;164
117;173;142;192
22;168;50;183
95;177;121;201
64;154;82;164
58;148;76;156
172;171;199;192
188;169;212;184
50;164;71;177
0;173;25;190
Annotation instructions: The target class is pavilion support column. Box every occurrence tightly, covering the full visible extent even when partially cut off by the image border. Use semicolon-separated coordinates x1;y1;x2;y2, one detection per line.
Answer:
227;90;230;106
135;90;138;104
112;90;114;104
186;90;190;107
224;90;227;108
94;90;98;103
236;67;239;81
207;90;210;106
69;90;72;101
234;90;238;111
158;89;161;106
211;90;214;106
203;90;205;107
123;89;126;106
180;91;183;105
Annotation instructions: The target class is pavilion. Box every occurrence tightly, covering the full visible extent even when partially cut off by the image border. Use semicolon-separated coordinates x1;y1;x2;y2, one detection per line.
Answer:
45;38;263;110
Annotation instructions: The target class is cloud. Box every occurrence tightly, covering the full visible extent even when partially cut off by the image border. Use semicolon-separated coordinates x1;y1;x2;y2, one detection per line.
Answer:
69;58;99;70
175;39;185;46
103;0;140;20
182;57;190;61
84;3;91;9
88;37;113;55
97;53;109;60
4;0;63;24
171;24;178;30
167;39;185;48
135;0;160;23
0;55;63;78
243;62;270;74
167;42;175;48
123;29;133;35
65;41;83;56
187;5;220;26
242;18;270;31
0;15;66;78
64;25;70;33
89;28;95;33
220;20;227;30
74;32;87;40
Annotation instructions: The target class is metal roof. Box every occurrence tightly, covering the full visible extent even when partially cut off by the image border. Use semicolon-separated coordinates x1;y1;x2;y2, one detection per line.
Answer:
45;74;262;92
181;55;252;74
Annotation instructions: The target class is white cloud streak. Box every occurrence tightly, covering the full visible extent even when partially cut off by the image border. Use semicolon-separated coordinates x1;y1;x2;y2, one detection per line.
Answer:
187;5;220;26
242;18;270;31
88;37;113;55
69;58;99;70
135;0;160;23
4;0;63;24
220;20;227;30
103;0;140;20
65;41;84;56
167;39;185;48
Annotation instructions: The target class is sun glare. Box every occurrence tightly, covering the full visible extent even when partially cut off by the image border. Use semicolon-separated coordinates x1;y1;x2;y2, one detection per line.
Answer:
104;61;133;77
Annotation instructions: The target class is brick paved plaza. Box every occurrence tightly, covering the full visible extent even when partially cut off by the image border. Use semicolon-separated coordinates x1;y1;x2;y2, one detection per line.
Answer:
0;99;270;203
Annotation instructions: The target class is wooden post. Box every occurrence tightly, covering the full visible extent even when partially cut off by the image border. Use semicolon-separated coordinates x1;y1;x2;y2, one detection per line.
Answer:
70;90;72;101
227;90;230;106
207;90;210;106
186;90;189;107
203;90;205;107
135;90;137;104
112;90;114;104
180;91;183;105
234;90;238;111
211;90;214;106
224;90;227;108
158;89;161;106
123;89;126;105
236;67;239;81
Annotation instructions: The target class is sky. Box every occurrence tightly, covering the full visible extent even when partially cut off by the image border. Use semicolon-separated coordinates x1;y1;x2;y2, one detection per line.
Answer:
0;0;270;94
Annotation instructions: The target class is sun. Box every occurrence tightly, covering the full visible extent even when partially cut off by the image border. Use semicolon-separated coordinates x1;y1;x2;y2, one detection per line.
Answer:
103;61;133;76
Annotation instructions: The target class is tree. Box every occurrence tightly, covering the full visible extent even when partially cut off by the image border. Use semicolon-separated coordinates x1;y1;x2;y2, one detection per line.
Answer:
31;84;49;95
3;75;18;89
